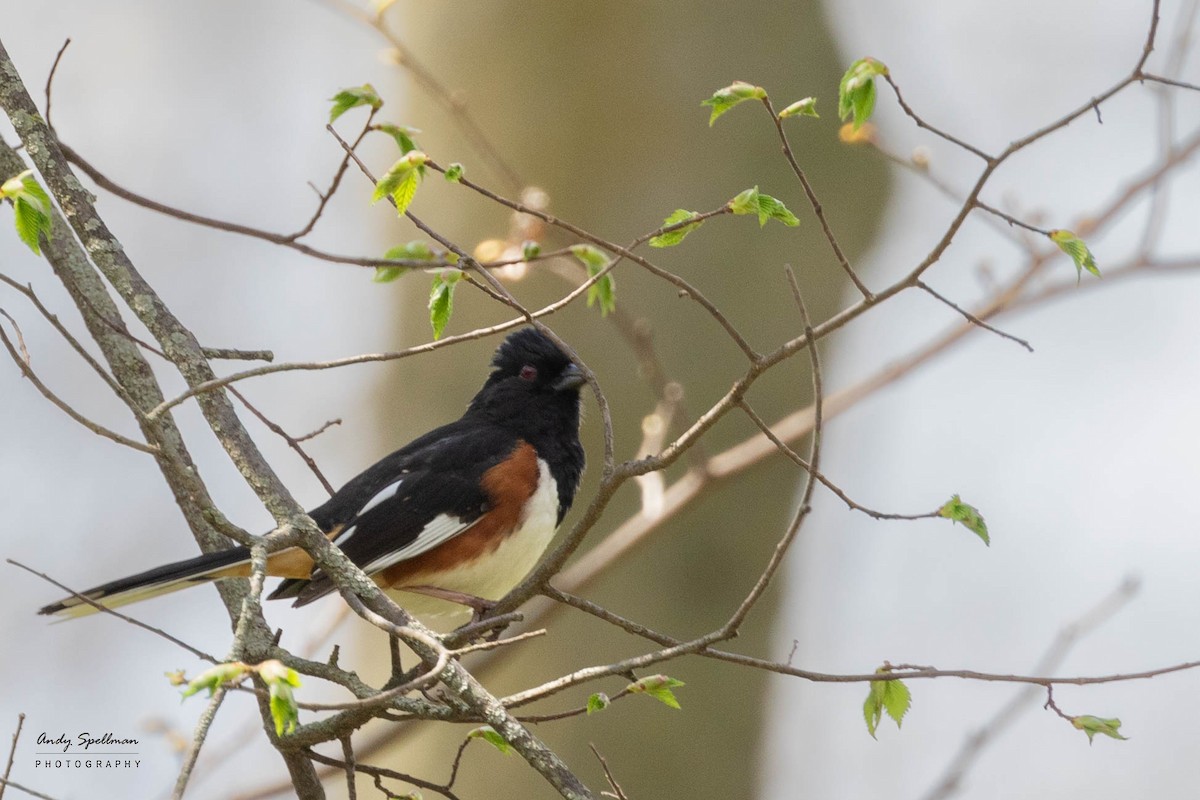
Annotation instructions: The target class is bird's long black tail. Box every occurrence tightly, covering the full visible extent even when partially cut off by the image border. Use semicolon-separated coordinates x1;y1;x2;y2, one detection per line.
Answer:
38;546;252;619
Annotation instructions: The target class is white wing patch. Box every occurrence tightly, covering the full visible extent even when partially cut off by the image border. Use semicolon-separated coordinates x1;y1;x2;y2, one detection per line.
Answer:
361;513;479;574
331;476;407;549
358;476;405;516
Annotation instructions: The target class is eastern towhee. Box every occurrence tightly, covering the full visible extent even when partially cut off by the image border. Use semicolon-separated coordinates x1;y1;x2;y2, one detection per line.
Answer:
39;328;586;621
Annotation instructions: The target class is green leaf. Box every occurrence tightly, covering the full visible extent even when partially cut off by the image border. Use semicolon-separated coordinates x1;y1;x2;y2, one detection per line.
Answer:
377;123;421;154
1049;229;1100;280
468;725;512;754
626;674;685;709
428;271;461;339
863;671;910;738
730;186;761;216
521;240;541;260
587;693;610;715
444;162;463;182
13;197;49;255
383;241;437;264
329;84;382;123
882;679;911;727
569;243;608;271
253;660;302;736
180;662;249;699
390;170;420;215
570;244;616;316
838;58;888;130
1071;715;1128;744
268;680;299;736
649;209;703;248
375;240;439;282
372;151;427;216
778;97;819;119
702;81;768;126
755;193;800;227
730;187;800;228
938;495;990;546
374;267;406;283
3;170;53;255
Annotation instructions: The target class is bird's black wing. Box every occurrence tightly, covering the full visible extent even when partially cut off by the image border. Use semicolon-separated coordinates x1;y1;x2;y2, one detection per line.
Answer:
267;420;522;605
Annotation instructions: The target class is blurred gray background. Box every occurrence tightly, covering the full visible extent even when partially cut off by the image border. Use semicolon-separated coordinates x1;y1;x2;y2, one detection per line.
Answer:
0;1;1197;799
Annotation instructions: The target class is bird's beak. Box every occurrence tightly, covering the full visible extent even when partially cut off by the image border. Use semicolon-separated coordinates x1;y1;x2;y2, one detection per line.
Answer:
553;363;586;391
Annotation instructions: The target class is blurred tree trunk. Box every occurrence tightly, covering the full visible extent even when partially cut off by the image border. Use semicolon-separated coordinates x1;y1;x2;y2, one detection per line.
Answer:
362;2;889;797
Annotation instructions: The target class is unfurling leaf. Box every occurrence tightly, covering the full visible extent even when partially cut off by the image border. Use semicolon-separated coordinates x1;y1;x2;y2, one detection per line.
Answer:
443;162;464;182
938;495;990;546
626;674;685;709
521;240;542;260
377;123;421;154
649;209;703;248
1049;229;1100;280
428;270;461;339
329;84;382;123
729;186;800;228
468;725;512;754
375;240;440;282
1072;715;1128;744
570;244;616;316
268;680;300;736
863;671;911;738
180;662;249;699
778;97;819;119
587;693;610;715
702;81;767;126
372;151;428;216
256;659;302;689
1;169;53;255
838;58;888;131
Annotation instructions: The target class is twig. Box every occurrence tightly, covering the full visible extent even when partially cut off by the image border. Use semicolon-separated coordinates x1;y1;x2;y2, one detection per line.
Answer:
916;280;1033;352
589;744;630;800
171;688;226;800
228;385;336;495
424;157;761;361
1141;73;1200;91
735;399;940;521
0;274;133;405
0;314;159;454
321;0;524;193
883;74;994;162
43;38;70;132
920;577;1139;800
303;749;462;800
972;200;1051;236
762;97;873;299
201;347;275;362
293;418;342;443
58;142;458;271
0;778;60;800
287;108;378;241
340;737;357;800
0;713;24;800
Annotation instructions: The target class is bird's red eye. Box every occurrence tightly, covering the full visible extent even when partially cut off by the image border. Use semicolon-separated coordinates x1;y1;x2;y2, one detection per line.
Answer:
519;365;538;382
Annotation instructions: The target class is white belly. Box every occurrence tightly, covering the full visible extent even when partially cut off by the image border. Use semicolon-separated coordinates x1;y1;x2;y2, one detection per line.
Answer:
387;459;559;625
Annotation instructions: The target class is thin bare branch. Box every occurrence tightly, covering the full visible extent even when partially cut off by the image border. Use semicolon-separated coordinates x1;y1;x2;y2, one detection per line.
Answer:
916;280;1034;351
0;312;160;454
0;713;24;800
762;97;873;299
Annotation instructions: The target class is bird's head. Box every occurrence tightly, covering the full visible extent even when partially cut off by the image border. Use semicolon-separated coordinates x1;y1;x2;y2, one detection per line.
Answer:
466;328;586;428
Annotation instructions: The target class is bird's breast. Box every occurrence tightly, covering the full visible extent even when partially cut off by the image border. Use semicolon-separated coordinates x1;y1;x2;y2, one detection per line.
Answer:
387;458;560;621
